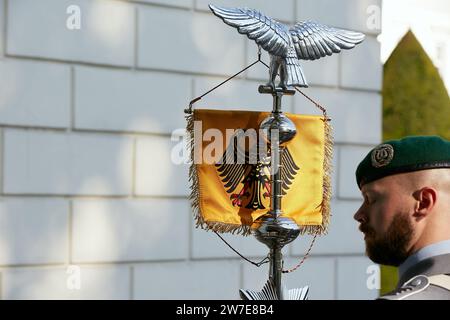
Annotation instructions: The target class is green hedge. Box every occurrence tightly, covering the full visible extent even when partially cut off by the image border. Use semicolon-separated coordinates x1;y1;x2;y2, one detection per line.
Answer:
384;30;450;141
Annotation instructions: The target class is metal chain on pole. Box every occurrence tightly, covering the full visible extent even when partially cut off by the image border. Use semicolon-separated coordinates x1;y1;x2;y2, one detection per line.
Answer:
282;232;318;273
214;231;270;267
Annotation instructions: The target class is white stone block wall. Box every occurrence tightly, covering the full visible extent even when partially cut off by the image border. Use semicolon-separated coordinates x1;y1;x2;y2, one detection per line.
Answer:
0;0;382;299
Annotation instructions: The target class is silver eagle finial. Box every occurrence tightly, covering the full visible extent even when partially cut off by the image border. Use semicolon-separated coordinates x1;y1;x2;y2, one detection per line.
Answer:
209;4;365;89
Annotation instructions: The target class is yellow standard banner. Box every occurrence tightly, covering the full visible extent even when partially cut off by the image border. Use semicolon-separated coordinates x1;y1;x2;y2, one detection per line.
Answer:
187;109;332;236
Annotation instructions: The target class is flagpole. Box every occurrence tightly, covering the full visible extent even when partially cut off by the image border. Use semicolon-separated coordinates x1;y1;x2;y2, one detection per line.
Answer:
240;85;301;300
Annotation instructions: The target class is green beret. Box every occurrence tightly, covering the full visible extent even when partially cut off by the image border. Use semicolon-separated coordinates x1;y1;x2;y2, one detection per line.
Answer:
356;136;450;188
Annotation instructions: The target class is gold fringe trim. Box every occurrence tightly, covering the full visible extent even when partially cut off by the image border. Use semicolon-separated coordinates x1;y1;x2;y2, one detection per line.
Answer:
186;111;252;236
314;117;334;236
202;221;252;236
186;111;334;237
293;117;333;236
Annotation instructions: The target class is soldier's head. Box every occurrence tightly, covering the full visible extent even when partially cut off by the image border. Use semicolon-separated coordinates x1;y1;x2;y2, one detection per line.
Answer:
353;136;450;266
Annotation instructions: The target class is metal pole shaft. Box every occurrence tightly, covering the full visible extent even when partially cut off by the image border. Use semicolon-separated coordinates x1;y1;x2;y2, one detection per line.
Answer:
269;91;284;298
249;86;299;300
269;247;284;299
273;92;282;113
270;92;283;217
270;125;282;217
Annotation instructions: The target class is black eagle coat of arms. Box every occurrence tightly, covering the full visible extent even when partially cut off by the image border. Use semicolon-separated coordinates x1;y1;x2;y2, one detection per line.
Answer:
215;130;299;210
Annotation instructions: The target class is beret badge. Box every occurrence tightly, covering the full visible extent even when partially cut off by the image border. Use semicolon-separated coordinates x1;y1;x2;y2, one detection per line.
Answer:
371;144;394;168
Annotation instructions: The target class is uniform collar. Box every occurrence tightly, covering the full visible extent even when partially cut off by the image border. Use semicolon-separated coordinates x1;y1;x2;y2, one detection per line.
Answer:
399;239;450;279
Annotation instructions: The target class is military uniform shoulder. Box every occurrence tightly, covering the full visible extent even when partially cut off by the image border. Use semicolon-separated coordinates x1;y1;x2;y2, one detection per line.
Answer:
378;274;450;300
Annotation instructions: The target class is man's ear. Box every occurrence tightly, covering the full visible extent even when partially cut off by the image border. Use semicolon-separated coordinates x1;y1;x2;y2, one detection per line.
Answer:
413;187;437;218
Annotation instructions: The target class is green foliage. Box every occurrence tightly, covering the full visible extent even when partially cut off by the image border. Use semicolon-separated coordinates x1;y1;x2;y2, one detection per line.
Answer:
380;265;398;295
383;30;450;141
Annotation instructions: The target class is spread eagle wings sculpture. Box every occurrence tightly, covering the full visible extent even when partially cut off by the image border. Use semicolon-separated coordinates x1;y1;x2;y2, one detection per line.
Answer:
215;131;299;210
209;4;365;89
